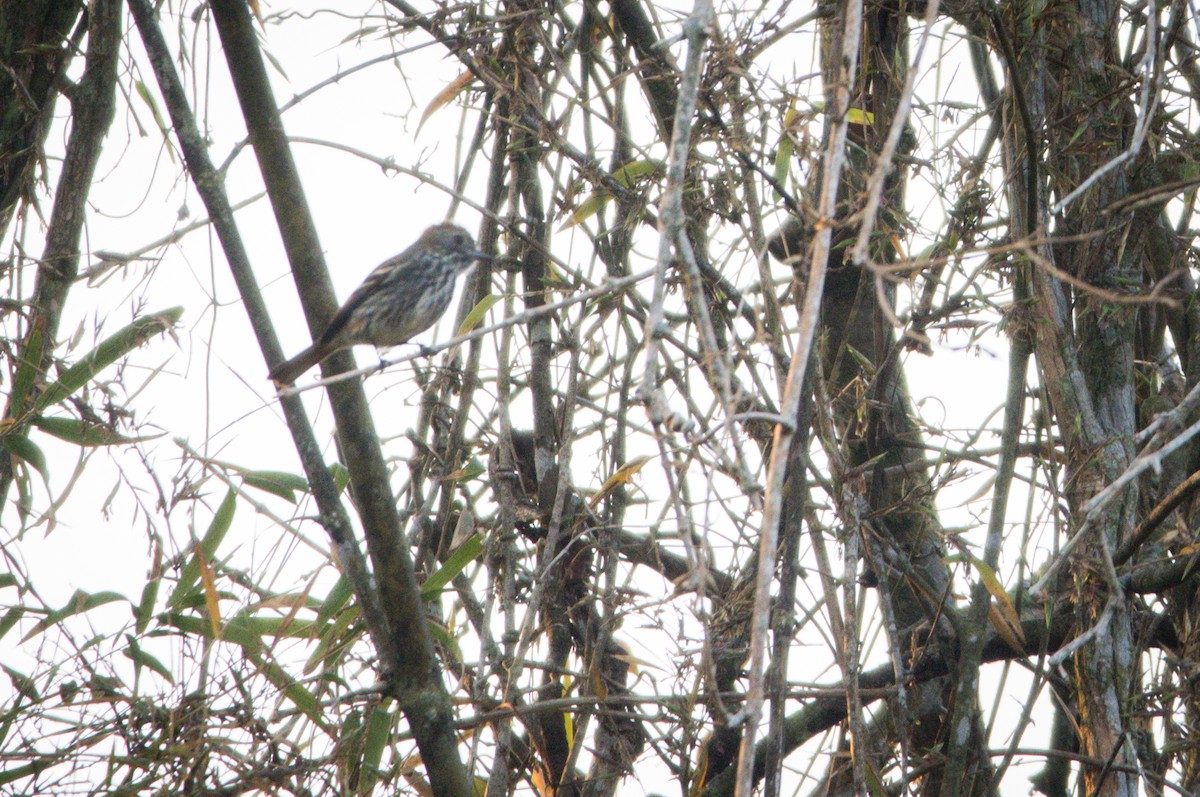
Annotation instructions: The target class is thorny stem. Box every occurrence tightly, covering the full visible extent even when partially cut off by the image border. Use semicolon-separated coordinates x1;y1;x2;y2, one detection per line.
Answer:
735;0;866;794
638;1;713;431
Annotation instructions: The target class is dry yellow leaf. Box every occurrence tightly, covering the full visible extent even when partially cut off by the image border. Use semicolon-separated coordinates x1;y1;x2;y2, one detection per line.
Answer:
194;542;221;639
589;455;652;508
419;71;476;132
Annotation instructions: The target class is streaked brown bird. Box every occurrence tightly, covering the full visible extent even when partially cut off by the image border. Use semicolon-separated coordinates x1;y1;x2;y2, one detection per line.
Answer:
269;223;488;384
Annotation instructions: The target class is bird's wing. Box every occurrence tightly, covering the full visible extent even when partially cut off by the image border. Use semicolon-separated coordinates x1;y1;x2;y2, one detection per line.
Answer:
316;258;398;347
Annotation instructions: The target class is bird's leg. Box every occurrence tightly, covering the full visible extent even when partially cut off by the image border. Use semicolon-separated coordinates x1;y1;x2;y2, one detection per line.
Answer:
370;348;390;375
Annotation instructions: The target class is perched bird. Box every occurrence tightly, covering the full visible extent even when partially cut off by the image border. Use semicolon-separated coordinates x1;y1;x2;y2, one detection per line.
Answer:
269;223;488;384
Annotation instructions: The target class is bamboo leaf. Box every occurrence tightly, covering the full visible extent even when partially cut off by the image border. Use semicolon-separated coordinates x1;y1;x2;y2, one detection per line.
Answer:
2;436;48;484
846;107;875;126
9;321;44;418
419;71;476;132
774;104;799;188
169;489;237;610
0;607;23;643
134;79;175;163
316;575;354;626
33;415;161;447
561;160;662;228
33;307;183;415
358;703;393;794
968;556;1027;652
444;457;485;483
457;294;502;335
21;590;126;643
421;533;483;600
589;455;651;508
123;635;175;683
134;578;159;635
0;608;22;642
241;469;309;503
163;612;316;642
194;541;222;639
248;651;326;728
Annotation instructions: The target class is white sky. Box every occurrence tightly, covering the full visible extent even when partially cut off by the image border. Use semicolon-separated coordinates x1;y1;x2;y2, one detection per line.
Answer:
0;2;1064;793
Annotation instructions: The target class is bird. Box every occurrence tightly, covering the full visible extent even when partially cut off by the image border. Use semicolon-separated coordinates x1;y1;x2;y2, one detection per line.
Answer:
269;222;488;384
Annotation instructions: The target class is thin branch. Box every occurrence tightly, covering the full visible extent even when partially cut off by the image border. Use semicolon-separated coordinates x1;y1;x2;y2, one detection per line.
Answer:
849;0;942;273
127;0;392;672
1049;0;1161;215
276;268;657;396
1031;406;1200;599
736;0;866;792
637;2;710;424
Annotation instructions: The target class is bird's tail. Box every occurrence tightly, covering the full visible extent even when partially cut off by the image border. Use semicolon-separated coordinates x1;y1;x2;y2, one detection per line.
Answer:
269;345;322;385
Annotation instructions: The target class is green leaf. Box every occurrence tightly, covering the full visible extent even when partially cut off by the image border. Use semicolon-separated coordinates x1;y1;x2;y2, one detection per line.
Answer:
241;469;309;503
773;104;798;189
162;611;315;643
33;307;183;415
359;703;393;792
1066;120;1089;150
14;463;31;525
457;294;502;335
134;578;159;635
612;160;661;187
305;577;359;674
448;457;485;483
193;454;310;502
562;160;663;228
421;533;483;600
20;590;127;643
327;462;350;493
169;488;237;610
123;635;175;683
2;664;39;701
198;488;236;559
134;79;175;163
426;621;463;666
305;604;359;675
564;192;611;229
32;415;160;447
316;576;354;627
0;759;53;787
339;709;366;789
0;608;24;642
222;612;317;640
9;322;43;418
252;652;325;727
864;759;888;797
773;135;793;189
2;435;48;484
846;107;874;125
